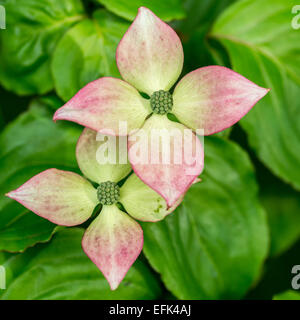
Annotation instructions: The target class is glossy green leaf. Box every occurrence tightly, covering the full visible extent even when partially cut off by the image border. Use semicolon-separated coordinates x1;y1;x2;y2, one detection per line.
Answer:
52;9;129;101
211;0;300;190
273;290;300;300
0;96;81;252
212;0;300;84
95;0;185;21
0;0;85;95
142;137;269;299
0;228;162;299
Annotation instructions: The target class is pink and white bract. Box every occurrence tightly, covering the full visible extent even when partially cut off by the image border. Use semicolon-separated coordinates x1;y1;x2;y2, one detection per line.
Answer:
53;7;269;207
7;129;182;290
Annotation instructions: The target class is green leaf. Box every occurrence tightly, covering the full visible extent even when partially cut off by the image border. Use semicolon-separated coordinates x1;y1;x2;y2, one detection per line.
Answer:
141;137;269;299
212;0;300;85
0;96;81;252
0;86;31;127
0;0;85;95
211;0;300;190
273;290;300;300
259;171;300;257
173;0;235;76
175;0;237;34
0;228;162;299
52;10;129;101
95;0;185;21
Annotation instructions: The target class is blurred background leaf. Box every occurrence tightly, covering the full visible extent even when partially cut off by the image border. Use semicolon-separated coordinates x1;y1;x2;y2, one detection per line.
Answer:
0;0;85;95
260;167;300;257
0;228;162;299
173;0;235;74
245;237;300;299
175;0;236;34
141;137;269;299
52;9;129;101
0;106;4;129
273;290;300;300
95;0;185;21
0;96;81;252
0;87;32;127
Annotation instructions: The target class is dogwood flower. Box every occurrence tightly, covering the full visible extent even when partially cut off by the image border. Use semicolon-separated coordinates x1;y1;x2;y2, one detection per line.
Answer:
53;7;269;207
6;129;181;290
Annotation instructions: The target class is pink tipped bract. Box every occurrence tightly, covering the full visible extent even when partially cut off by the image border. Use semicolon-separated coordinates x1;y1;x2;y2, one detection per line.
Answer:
6;169;98;226
82;205;143;290
128;115;204;207
172;66;270;135
53;77;149;135
116;7;184;96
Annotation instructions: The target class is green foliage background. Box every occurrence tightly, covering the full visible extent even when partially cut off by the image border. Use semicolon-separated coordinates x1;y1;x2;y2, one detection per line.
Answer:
0;0;299;300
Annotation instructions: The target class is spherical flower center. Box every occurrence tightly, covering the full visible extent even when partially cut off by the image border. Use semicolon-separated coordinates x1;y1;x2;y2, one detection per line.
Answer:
97;181;120;205
150;90;173;115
